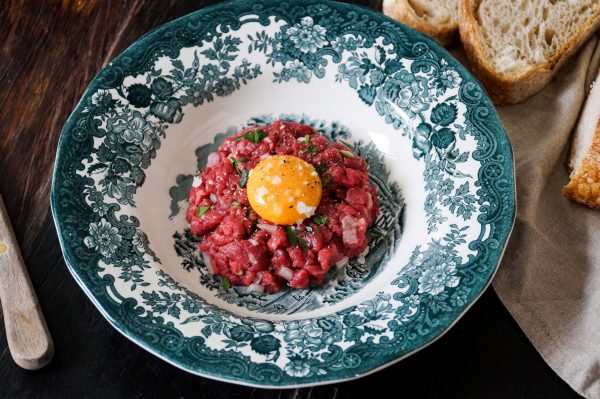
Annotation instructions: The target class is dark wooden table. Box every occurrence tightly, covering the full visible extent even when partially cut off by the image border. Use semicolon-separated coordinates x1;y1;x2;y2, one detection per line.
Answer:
0;1;583;397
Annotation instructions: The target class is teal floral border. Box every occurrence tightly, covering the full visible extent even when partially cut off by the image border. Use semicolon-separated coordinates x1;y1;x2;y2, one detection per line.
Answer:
51;0;515;387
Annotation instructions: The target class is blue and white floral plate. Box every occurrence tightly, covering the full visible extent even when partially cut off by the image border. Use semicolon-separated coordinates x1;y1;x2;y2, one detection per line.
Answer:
51;0;515;388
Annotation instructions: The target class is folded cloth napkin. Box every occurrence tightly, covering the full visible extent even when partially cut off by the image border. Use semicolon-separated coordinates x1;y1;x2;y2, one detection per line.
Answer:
481;35;600;399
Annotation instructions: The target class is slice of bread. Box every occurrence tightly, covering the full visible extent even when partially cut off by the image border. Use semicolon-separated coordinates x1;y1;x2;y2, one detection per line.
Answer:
564;75;600;208
383;0;458;45
459;0;600;104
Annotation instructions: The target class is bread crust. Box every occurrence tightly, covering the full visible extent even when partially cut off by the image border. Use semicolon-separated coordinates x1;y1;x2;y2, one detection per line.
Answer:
563;120;600;208
383;0;458;46
459;0;600;105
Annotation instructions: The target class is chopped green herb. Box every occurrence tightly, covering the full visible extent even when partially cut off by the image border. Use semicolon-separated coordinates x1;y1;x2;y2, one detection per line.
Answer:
228;156;241;175
285;226;298;245
229;156;249;176
309;280;318;288
253;129;268;142
196;205;211;217
222;276;231;292
231;201;241;206
311;215;328;225
340;149;355;158
321;176;332;187
239;169;249;188
286;226;310;249
235;129;267;143
315;163;328;175
308;144;319;154
298;238;310;250
299;135;310;144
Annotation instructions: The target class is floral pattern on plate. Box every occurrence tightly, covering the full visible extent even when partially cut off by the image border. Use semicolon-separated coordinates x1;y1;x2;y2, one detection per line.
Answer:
52;0;515;387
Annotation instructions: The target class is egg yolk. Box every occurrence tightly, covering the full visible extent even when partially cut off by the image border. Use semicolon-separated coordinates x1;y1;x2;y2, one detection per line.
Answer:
247;155;322;225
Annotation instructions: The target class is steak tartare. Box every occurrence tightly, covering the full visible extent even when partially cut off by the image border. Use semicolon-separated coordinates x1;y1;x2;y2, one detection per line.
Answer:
186;120;380;293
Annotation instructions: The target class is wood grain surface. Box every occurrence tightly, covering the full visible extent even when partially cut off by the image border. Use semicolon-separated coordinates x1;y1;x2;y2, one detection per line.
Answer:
0;0;582;397
0;194;53;370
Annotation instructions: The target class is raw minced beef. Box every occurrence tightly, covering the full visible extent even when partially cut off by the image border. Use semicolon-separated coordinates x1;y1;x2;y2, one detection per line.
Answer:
186;120;380;293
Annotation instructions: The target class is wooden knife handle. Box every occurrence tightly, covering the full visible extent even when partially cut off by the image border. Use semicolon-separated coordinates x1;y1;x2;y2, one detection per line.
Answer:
0;195;53;370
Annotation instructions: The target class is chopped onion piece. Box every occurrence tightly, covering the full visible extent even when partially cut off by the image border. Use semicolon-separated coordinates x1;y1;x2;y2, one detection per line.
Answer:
296;201;316;217
342;228;358;244
256;223;277;233
341;215;366;245
202;252;214;275
207;152;219;167
277;266;294;281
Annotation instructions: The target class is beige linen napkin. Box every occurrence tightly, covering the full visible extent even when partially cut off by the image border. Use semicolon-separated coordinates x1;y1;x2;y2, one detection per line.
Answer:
479;35;600;399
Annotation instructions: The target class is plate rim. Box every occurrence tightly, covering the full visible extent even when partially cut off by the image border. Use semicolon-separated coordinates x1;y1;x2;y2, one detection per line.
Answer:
51;0;516;387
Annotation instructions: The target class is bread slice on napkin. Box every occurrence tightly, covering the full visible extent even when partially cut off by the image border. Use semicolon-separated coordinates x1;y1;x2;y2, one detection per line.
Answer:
563;76;600;208
459;0;600;104
383;0;458;45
